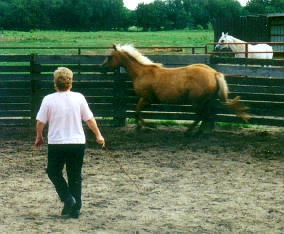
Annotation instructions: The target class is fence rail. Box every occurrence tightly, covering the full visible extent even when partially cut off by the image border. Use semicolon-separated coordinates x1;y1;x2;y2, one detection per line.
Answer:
0;46;206;55
0;52;284;127
206;42;284;58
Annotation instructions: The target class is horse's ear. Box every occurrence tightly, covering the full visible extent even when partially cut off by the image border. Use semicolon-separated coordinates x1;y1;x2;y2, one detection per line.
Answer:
222;32;224;36
225;32;228;36
113;44;117;51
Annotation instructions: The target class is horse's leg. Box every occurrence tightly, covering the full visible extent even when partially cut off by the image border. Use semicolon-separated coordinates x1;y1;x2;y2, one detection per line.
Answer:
184;103;202;137
194;99;217;137
135;97;153;130
204;99;217;131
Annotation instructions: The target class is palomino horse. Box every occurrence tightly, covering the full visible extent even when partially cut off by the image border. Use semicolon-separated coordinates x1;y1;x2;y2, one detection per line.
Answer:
215;32;273;59
101;44;250;136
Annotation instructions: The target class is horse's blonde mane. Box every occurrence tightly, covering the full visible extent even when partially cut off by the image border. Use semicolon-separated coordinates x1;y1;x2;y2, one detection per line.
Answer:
116;44;162;67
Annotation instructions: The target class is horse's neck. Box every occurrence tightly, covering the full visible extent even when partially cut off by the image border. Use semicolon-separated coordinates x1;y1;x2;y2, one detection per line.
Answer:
121;54;145;78
228;36;246;52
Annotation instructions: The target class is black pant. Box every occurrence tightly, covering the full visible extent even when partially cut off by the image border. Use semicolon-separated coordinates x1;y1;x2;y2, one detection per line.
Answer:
47;144;85;210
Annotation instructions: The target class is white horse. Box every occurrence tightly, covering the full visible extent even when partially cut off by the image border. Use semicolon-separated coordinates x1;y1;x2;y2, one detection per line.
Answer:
215;32;273;59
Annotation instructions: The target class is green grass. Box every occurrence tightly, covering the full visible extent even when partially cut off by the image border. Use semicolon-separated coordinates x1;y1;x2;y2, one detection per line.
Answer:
0;30;214;55
216;122;252;129
126;118;189;126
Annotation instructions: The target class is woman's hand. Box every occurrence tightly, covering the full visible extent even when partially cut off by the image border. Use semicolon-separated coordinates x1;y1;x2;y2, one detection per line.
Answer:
34;136;44;148
96;136;105;148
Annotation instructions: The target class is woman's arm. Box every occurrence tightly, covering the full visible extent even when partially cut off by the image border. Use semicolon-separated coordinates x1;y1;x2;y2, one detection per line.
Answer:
85;117;105;147
34;120;45;148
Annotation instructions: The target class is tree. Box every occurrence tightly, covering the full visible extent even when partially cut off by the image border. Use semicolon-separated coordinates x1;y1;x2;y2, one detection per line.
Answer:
30;0;52;30
245;0;270;14
0;0;282;32
3;0;31;31
151;0;172;30
136;3;154;31
90;0;126;30
269;0;284;12
207;0;242;19
166;0;189;29
122;9;137;29
189;1;209;29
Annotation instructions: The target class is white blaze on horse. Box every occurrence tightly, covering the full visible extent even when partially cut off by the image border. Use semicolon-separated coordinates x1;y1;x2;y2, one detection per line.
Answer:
215;32;273;59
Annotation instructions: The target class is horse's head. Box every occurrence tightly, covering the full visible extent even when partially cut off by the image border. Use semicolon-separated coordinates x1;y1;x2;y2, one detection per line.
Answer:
215;32;229;51
101;44;122;74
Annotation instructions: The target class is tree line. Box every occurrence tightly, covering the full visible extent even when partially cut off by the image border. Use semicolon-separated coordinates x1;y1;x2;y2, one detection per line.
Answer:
0;0;283;32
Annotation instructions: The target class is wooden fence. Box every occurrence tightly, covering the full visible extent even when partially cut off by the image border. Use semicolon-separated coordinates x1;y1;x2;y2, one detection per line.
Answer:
0;54;283;127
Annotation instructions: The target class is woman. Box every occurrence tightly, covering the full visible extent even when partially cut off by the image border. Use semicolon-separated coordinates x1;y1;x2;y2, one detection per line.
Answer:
34;67;105;219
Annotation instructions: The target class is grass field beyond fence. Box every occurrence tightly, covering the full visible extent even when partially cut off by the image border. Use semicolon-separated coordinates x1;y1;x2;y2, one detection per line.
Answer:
0;30;214;55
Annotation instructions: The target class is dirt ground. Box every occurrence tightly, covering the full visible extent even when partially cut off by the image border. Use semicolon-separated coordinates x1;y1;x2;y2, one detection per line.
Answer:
1;124;284;234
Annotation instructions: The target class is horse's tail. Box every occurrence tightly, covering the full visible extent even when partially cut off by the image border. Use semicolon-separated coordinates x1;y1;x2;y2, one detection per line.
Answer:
215;72;250;123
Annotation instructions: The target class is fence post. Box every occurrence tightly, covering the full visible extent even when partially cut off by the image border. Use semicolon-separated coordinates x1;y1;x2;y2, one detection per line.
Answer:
113;68;127;127
30;53;40;125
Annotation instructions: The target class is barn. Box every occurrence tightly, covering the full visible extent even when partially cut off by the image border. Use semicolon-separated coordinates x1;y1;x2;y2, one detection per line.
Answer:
214;14;284;57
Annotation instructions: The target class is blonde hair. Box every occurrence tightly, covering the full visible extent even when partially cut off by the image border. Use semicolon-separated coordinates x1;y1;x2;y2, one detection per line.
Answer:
54;67;73;91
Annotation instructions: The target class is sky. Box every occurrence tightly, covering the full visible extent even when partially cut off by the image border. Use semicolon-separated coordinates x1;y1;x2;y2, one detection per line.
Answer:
123;0;249;10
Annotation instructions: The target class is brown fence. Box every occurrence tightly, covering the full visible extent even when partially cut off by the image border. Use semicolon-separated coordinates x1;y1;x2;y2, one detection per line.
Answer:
0;54;284;127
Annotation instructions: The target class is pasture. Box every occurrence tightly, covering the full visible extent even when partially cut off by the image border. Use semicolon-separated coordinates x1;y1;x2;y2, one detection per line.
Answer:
1;125;284;233
0;30;213;54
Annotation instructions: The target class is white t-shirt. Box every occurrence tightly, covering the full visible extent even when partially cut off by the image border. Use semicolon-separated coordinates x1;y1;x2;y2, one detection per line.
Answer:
36;91;93;144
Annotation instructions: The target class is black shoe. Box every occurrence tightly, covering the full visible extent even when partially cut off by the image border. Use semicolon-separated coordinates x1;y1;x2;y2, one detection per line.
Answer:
70;207;80;219
61;196;76;217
